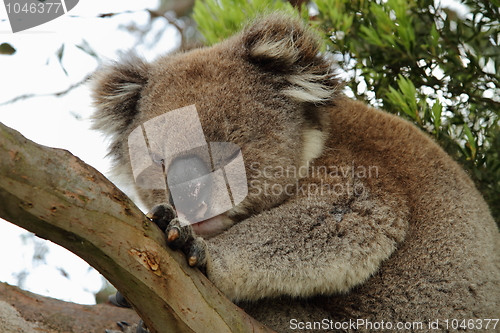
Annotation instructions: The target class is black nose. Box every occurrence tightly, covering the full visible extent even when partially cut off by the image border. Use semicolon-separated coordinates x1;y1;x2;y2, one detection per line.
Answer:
167;155;212;221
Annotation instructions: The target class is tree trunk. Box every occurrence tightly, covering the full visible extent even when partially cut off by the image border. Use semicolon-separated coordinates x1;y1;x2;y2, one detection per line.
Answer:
0;281;140;333
0;121;275;333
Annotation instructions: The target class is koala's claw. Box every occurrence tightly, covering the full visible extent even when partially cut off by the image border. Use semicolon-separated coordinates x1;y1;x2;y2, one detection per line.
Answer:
167;227;180;242
165;217;192;251
147;203;207;269
117;321;130;329
146;203;176;232
187;237;208;267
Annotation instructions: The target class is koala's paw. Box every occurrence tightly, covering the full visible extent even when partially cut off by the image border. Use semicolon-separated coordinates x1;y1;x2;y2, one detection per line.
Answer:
146;203;208;268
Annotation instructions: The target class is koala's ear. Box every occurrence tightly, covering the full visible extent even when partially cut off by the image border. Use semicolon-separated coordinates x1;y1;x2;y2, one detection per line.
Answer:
242;14;340;103
91;54;149;138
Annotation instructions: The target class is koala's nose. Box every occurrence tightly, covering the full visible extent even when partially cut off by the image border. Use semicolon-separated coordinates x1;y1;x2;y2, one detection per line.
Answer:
167;155;212;221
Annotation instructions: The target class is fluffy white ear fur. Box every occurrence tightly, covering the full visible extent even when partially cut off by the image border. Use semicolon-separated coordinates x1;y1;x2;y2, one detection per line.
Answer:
91;54;149;140
301;129;327;168
250;38;300;66
244;14;340;104
284;73;338;103
90;54;150;181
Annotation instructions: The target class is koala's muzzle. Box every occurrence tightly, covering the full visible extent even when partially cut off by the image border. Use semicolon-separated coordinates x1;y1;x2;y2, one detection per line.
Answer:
167;155;212;222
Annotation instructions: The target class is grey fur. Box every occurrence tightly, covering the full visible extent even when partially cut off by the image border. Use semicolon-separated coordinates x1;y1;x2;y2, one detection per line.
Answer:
92;13;500;333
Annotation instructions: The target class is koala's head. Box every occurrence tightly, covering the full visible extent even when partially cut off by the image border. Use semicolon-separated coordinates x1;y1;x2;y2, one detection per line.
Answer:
91;13;341;237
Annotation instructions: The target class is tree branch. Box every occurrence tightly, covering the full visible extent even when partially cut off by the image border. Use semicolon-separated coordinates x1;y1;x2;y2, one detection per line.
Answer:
0;121;275;333
0;281;141;333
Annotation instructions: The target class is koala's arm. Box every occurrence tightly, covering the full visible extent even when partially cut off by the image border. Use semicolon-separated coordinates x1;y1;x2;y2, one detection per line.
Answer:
205;183;409;302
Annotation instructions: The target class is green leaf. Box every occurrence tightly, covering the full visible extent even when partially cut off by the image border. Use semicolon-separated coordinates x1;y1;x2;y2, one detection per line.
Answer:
0;43;16;55
193;0;297;45
359;25;384;47
385;75;421;123
463;124;477;160
386;86;414;118
56;44;68;76
76;39;99;60
431;100;442;131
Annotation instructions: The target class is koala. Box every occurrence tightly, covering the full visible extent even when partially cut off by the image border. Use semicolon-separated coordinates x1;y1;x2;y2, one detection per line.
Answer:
91;13;500;333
